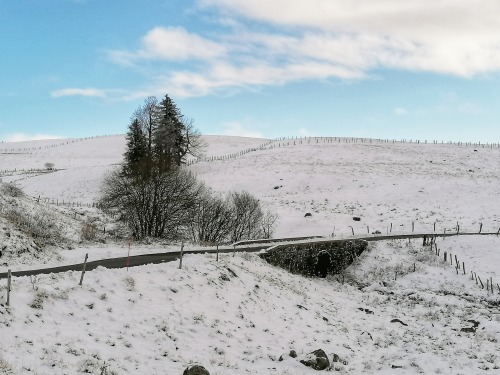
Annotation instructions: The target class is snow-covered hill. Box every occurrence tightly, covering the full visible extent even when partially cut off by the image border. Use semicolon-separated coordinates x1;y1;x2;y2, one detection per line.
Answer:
2;135;500;238
1;135;500;374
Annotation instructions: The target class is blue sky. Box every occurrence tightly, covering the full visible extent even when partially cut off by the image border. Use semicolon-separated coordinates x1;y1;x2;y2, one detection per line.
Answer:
1;0;500;142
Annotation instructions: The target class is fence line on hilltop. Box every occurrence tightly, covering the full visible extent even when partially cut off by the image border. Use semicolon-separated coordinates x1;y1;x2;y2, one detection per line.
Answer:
0;134;122;154
185;136;500;167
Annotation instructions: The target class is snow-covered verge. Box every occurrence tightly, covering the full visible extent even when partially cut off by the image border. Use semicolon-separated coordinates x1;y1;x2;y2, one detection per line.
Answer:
1;238;499;374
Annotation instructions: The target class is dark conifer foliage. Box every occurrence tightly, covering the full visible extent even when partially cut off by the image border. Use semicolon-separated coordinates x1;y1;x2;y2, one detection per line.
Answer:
124;119;148;175
101;94;277;241
124;94;204;175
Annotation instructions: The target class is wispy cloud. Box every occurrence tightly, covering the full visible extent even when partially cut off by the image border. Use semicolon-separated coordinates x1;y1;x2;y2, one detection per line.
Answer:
51;88;107;98
108;26;226;65
61;1;500;100
2;133;64;142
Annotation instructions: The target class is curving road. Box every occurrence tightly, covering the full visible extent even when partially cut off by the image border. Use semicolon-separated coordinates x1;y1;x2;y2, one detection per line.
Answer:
0;231;498;279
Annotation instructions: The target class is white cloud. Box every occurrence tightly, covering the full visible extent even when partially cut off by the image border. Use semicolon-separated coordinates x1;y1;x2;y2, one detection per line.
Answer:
85;1;500;100
3;133;64;142
51;88;107;98
223;122;264;138
108;27;225;64
200;0;500;77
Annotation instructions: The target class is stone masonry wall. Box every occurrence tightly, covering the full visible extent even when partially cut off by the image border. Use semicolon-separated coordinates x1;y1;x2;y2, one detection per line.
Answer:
260;240;368;278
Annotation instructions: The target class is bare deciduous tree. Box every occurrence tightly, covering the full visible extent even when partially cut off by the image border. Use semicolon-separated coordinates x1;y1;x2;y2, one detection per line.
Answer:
261;210;279;239
188;187;233;245
228;191;264;242
100;168;202;240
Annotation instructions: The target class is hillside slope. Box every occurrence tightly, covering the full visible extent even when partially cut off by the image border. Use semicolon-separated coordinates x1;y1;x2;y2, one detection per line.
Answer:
2;135;499;239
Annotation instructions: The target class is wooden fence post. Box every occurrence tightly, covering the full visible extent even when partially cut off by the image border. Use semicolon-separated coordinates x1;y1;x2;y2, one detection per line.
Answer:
79;254;88;286
216;244;219;262
179;242;184;269
6;269;11;307
478;276;484;289
233;244;236;257
479;223;483;234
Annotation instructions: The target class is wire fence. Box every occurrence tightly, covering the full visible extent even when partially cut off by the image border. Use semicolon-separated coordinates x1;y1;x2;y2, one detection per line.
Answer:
184;135;500;167
0;134;122;154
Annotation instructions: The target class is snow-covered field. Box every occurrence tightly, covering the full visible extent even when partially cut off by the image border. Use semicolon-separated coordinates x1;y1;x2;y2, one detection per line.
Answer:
1;135;500;374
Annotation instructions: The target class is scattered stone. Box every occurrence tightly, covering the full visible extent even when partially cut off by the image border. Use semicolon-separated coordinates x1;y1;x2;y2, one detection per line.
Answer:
391;364;404;369
322;316;329;322
358;308;374;314
300;349;330;371
304;212;312;217
390;318;408;326
460;326;476;333
183;365;210;375
372;230;381;235
353;217;361;221
297;304;308;310
461;320;480;333
279;350;298;361
467;319;480;327
332;353;348;365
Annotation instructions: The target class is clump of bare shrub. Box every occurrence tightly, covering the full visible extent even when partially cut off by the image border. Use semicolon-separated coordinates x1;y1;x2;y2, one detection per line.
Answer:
101;168;278;244
4;207;64;247
1;182;24;198
81;221;98;241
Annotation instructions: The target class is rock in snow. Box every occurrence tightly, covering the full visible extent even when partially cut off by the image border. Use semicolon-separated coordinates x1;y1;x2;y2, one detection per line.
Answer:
183;364;210;375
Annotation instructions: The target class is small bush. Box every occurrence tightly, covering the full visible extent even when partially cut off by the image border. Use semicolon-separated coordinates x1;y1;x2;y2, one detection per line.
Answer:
124;276;135;291
0;354;14;374
81;222;98;241
30;290;49;309
1;182;24;198
4;207;64;247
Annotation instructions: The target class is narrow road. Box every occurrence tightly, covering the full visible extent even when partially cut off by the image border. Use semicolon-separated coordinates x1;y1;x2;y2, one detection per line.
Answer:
0;245;269;279
0;231;497;279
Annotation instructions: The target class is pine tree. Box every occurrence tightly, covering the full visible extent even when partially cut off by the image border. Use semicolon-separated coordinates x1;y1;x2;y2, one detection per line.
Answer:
124;118;148;175
153;94;185;171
